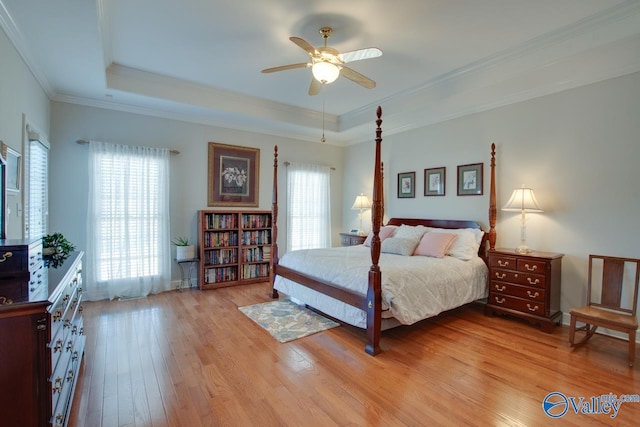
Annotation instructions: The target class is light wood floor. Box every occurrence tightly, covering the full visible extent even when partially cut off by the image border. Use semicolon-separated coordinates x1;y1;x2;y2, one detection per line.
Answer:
68;282;639;426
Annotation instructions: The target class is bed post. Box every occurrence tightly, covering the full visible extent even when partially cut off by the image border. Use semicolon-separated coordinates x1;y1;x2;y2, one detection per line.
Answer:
269;145;279;299
366;106;383;356
488;143;496;251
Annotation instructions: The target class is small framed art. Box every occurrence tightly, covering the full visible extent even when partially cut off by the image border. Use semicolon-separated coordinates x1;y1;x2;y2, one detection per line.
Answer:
424;167;445;196
397;171;415;198
457;162;483;196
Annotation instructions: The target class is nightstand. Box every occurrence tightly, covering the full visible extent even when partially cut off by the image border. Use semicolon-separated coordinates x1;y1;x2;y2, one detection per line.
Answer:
484;248;563;333
339;232;367;247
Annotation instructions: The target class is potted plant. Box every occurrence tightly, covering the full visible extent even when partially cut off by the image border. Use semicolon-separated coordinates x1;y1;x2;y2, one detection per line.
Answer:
42;232;76;268
172;237;196;261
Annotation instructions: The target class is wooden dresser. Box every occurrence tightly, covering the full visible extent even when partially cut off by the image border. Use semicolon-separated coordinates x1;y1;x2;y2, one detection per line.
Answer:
0;240;85;427
484;248;563;333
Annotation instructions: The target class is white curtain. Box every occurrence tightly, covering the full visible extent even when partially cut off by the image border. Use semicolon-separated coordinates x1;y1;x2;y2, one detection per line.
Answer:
86;141;171;300
286;162;331;251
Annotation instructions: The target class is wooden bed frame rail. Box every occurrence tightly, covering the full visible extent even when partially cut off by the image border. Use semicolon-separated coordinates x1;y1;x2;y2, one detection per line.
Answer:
270;107;497;355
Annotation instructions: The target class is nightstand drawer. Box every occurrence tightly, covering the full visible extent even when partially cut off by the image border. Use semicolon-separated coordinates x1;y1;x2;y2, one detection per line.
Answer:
490;255;517;270
488;293;546;315
517;258;547;274
490;281;545;302
339;233;366;247
491;269;546;289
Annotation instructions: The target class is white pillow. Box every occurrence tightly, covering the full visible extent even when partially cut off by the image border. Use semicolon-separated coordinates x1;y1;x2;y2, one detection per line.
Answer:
427;227;484;260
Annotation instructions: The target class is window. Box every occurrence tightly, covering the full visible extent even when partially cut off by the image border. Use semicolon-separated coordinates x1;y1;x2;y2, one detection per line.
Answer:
87;141;171;300
286;163;331;251
25;135;49;239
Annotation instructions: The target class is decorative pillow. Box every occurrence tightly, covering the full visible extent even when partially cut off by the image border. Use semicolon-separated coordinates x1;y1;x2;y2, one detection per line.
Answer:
381;237;420;256
427;227;484;260
393;224;428;241
414;232;457;258
363;225;397;247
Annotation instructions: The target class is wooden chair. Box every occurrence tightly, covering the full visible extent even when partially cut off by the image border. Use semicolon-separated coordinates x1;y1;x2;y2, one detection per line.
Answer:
569;255;640;367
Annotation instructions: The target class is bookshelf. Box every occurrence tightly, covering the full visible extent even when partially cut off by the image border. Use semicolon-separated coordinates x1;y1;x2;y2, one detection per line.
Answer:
197;210;272;289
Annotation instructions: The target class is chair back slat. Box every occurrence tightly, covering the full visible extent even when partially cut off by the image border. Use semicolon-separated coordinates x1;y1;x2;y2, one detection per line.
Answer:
588;255;640;316
600;258;624;308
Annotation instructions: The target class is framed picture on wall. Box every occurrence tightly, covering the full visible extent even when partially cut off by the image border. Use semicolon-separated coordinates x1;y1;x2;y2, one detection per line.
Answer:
0;143;20;193
424;167;445;196
457;162;483;196
397;171;415;198
208;142;260;207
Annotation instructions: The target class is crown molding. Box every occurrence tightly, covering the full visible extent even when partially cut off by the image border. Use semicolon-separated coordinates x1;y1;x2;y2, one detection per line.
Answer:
0;0;54;97
340;0;640;134
52;93;347;146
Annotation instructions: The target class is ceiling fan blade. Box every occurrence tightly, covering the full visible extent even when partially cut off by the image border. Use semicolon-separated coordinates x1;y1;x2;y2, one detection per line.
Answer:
290;37;318;56
308;77;322;96
261;62;310;73
340;66;376;89
339;47;382;63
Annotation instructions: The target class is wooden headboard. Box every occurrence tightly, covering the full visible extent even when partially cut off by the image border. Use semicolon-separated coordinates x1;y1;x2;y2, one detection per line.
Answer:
385;218;488;262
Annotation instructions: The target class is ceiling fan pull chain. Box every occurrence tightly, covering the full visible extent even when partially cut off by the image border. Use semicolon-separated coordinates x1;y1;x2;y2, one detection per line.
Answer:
321;86;327;143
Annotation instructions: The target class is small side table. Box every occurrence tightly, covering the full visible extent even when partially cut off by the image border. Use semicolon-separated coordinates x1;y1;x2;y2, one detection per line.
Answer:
176;258;199;291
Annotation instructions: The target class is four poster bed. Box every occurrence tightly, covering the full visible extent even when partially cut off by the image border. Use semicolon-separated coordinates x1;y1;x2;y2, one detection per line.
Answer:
269;106;497;355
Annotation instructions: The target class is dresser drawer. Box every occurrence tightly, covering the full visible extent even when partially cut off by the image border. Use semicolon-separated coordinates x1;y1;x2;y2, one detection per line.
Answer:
517;258;547;274
0;248;28;272
489;255;516;270
488;293;546;316
490;280;546;302
491;269;546;289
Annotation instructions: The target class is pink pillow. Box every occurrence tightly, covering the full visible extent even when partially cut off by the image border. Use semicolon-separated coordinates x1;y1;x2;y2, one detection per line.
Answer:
363;226;397;247
414;232;457;258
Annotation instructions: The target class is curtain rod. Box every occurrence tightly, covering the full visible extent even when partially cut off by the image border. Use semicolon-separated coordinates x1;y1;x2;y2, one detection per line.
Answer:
76;139;180;155
283;161;335;170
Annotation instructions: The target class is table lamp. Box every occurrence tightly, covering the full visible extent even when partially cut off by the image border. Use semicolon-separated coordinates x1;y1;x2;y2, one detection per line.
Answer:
502;186;543;254
351;193;372;235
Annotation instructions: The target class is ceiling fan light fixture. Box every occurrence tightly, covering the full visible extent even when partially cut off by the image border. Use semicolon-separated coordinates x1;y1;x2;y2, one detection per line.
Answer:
312;61;340;84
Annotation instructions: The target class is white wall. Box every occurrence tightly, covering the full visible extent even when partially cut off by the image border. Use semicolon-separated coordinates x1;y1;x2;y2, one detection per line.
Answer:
49;102;344;286
0;27;50;238
344;71;640;324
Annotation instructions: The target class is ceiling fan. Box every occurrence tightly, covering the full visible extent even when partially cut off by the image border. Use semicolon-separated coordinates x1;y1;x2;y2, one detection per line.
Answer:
261;27;382;96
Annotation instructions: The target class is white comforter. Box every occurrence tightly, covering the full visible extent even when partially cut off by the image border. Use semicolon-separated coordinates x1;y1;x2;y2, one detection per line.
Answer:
274;245;488;328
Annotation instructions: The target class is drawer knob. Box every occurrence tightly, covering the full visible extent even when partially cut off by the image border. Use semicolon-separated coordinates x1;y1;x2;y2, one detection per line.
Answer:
494;297;505;304
497;260;509;267
495;272;506;279
526;304;539;312
527;278;540;285
53;309;63;321
72;351;79;361
66;340;74;352
53;339;63;352
66;370;75;382
525;264;537;271
0;296;13;305
494;284;506;292
0;251;13;262
527;290;540;298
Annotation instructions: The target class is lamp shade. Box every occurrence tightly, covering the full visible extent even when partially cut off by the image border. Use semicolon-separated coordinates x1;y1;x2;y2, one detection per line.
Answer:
351;194;372;210
312;61;340;84
502;187;543;212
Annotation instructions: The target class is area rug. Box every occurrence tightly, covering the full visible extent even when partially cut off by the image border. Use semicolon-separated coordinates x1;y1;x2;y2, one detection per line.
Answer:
238;298;339;343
